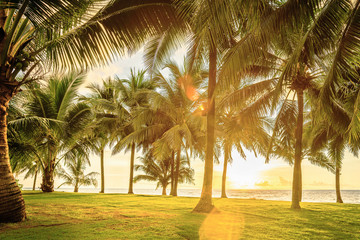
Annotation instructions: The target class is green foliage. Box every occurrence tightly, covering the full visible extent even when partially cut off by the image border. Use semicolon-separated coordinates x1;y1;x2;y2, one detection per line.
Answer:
15;179;23;190
0;0;182;83
8;73;94;191
134;150;194;191
1;192;360;239
58;157;99;191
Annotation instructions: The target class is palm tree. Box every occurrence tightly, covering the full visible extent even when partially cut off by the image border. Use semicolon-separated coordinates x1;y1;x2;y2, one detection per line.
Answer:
0;0;181;222
89;132;109;194
311;131;347;203
220;0;360;209
7;91;56;192
113;69;156;194
134;150;194;195
58;157;99;193
217;81;273;198
114;59;207;197
85;79;121;193
309;99;359;203
135;59;206;196
12;73;93;194
173;0;246;212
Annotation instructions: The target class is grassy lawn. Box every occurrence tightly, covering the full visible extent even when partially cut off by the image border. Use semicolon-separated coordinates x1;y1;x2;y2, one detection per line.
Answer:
0;191;359;239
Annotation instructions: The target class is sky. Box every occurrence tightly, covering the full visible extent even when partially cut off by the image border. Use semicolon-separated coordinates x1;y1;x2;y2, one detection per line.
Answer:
17;48;360;192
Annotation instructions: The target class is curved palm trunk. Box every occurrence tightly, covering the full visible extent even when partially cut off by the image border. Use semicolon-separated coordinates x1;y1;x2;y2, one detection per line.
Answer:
193;46;216;213
336;165;343;203
32;165;38;191
128;143;135;194
170;152;175;195
291;90;303;209
100;148;105;193
41;158;55;192
172;150;181;196
0;82;26;222
221;144;229;198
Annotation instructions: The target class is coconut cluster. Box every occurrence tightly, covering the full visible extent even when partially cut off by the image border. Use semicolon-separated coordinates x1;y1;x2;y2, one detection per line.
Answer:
13;51;36;72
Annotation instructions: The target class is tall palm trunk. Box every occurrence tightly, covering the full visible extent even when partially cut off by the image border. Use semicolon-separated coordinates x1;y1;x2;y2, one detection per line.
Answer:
32;165;38;191
193;45;217;212
336;164;343;203
74;179;79;193
299;167;302;202
291;90;304;209
162;185;167;195
128;143;136;194
172;149;181;196
100;148;105;193
170;152;175;195
0;81;26;222
221;143;229;198
41;158;55;192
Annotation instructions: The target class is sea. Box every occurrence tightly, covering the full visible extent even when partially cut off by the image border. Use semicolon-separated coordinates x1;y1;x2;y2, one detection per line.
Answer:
23;187;360;204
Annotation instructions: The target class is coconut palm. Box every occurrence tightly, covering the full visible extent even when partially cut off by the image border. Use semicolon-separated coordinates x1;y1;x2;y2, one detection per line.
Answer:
0;0;181;222
219;23;321;210
153;60;206;196
134;150;194;195
113;69;156;194
112;60;206;197
58;157;99;193
173;0;248;212
310;127;347;203
217;80;274;198
220;0;360;209
7;93;48;190
309;86;359;203
14;73;93;193
84;79;122;193
122;59;206;196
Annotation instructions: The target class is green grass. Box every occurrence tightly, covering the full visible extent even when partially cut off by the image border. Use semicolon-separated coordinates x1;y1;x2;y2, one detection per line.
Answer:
1;191;359;239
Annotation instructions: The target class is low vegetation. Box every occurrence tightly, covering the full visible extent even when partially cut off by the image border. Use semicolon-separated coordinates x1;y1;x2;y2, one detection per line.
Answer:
1;191;359;239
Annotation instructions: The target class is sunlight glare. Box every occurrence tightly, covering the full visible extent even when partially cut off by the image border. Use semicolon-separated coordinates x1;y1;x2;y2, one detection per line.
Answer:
199;209;244;240
178;74;199;101
219;152;274;189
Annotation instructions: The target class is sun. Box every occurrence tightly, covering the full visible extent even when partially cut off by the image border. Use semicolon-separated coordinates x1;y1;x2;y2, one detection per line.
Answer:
221;151;274;189
228;171;260;189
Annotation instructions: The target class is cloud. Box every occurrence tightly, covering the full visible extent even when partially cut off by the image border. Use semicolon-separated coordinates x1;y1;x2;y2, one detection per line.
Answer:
255;181;271;187
279;177;291;186
85;63;122;84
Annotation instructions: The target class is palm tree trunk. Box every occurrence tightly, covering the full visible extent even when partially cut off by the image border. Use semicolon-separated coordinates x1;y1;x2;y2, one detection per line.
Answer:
128;143;136;194
32;165;38;191
74;180;79;193
41;158;55;192
336;164;343;203
221;143;229;198
0;82;26;222
0;10;6;28
193;45;216;213
299;167;302;202
162;185;167;195
100;148;105;193
172;150;181;196
170;152;175;195
291;90;303;209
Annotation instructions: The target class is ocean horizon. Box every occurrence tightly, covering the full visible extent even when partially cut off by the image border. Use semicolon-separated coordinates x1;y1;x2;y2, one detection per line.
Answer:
23;187;360;204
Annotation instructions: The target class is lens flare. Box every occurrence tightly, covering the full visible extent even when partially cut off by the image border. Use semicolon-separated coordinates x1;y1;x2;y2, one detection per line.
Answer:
178;74;199;101
199;208;244;239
